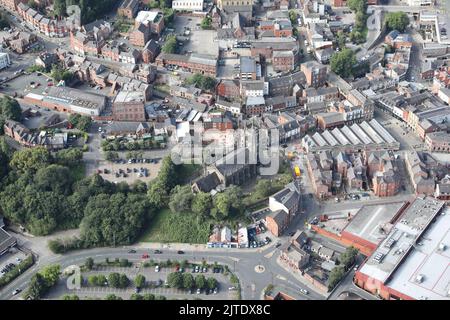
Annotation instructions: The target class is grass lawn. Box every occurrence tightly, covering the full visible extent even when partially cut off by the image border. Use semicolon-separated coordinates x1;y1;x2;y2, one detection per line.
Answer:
140;208;212;244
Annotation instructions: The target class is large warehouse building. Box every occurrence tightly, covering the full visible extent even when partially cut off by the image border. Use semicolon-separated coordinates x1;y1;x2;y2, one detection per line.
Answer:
302;119;400;153
311;202;409;256
24;87;107;116
354;196;450;300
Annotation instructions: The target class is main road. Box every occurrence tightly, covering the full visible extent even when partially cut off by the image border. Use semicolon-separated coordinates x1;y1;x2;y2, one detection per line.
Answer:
0;244;324;301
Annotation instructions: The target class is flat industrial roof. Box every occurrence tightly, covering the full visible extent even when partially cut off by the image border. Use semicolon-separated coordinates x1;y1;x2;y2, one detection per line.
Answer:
387;205;450;300
359;197;447;299
344;202;407;247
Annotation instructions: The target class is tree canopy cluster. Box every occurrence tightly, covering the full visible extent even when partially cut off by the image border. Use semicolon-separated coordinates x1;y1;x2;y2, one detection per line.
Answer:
53;0;118;24
347;0;368;44
330;48;357;78
0;96;22;135
162;35;178;54
0;145;153;245
68;114;92;132
385;12;410;33
167;272;217;290
51;65;74;83
184;74;216;92
200;16;212;30
26;265;61;300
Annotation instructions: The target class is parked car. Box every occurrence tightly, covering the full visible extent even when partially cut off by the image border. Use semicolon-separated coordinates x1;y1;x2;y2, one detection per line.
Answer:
141;254;149;259
154;249;162;254
177;250;184;254
155;265;160;272
196;288;201;294
128;249;136;253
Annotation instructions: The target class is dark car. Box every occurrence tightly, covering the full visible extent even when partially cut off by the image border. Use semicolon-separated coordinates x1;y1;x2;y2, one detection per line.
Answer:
128;249;136;253
154;250;162;254
177;250;185;254
275;242;282;248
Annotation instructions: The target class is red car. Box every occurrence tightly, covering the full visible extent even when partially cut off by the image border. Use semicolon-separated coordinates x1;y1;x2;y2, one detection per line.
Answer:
175;265;180;271
47;82;53;86
141;254;149;259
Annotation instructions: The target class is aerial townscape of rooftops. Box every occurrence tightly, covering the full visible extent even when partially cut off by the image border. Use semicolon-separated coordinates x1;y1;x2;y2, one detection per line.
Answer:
0;0;448;305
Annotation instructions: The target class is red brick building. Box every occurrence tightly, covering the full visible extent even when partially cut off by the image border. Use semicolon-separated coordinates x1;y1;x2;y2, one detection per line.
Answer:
156;53;217;76
117;0;139;19
273;51;295;72
216;79;240;99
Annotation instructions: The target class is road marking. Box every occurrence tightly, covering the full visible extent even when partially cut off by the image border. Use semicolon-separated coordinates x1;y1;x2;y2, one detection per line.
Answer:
276;275;287;281
264;250;275;259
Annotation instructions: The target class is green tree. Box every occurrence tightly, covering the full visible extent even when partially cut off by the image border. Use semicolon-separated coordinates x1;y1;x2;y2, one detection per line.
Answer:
339;246;359;270
200;76;216;91
288;10;298;25
88;275;99;286
336;31;347;50
85;257;94;271
195;274;206;289
80;193;150;246
105;294;122;300
206;277;217;290
159;156;177;192
97;275;107;286
328;266;345;291
119;274;129;288
191;192;212;216
167;272;183;288
347;0;367;13
254;179;272;198
330;48;357;78
53;0;67;18
200;16;212;30
0;96;22;122
143;293;155;300
34;164;73;195
39;265;61;287
27;273;48;300
130;293;143;300
162;35;177;54
105;151;119;161
147;179;167;208
51;65;73;82
385;12;410;32
134;274;146;288
55;148;83;167
183;273;194;289
9;147;51;173
108;273;120;288
169;185;194;214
